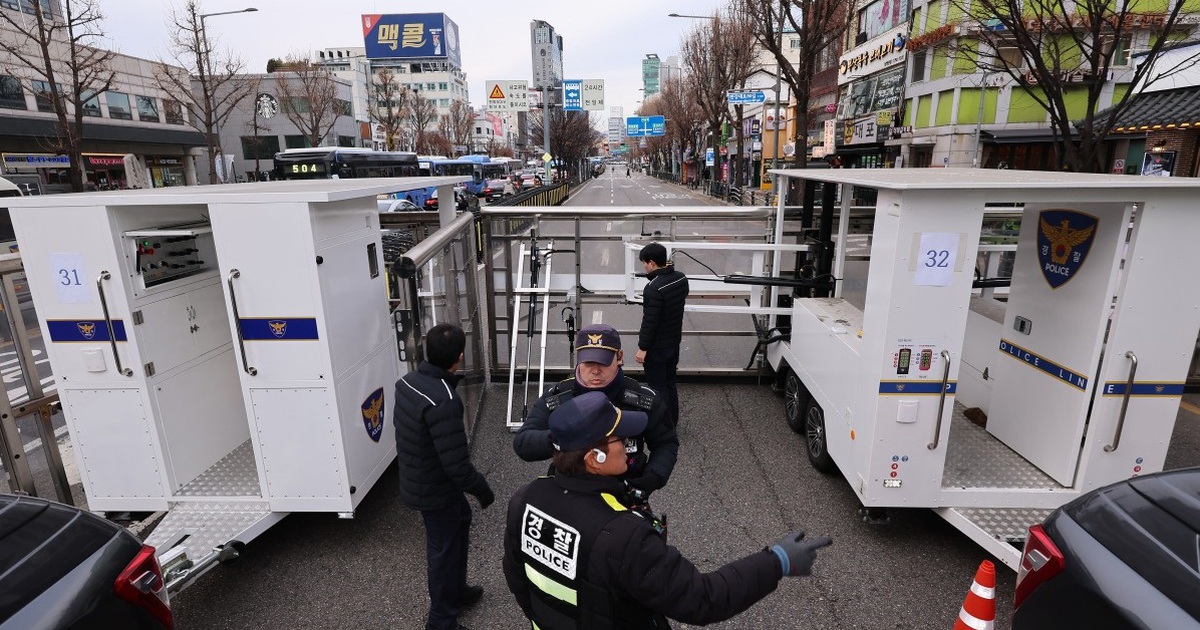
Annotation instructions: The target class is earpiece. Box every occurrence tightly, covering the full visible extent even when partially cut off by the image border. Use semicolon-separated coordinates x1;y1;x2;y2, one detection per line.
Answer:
592;449;607;464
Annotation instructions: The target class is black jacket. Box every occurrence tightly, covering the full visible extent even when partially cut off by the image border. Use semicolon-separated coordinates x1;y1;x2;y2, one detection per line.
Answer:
638;266;689;353
503;474;784;628
512;374;678;492
393;361;490;511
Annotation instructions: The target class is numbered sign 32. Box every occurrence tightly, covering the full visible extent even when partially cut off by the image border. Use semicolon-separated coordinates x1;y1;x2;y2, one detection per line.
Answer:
49;252;91;304
914;233;958;286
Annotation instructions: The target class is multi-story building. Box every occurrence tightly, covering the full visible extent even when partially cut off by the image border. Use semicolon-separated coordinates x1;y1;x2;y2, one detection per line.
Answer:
643;54;662;97
314;47;372;132
607;106;625;152
356;13;470;150
218;73;359;182
0;2;204;190
531;20;564;91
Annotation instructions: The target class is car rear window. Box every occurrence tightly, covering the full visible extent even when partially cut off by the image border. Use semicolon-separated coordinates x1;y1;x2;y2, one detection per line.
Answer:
1065;469;1200;619
0;495;122;619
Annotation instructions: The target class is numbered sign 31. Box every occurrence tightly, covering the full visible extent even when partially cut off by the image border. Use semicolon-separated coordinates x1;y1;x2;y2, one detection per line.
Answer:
914;233;958;286
49;252;91;304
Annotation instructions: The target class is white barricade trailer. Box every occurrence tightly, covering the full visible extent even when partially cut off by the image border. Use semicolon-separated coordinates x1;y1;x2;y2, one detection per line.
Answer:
762;168;1200;569
8;176;466;590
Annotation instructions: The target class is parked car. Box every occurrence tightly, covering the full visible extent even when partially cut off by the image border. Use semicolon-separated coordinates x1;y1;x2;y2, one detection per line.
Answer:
423;185;469;211
1012;467;1200;629
0;493;172;629
519;173;537;189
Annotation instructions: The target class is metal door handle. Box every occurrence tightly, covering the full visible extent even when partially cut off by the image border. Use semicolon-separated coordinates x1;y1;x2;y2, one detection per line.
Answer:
96;271;132;377
927;350;952;450
227;269;257;376
1104;351;1137;452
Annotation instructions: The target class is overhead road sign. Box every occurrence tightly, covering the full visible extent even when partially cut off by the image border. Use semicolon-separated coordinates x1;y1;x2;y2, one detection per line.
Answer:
485;80;529;111
727;90;766;105
625;115;665;137
563;79;582;110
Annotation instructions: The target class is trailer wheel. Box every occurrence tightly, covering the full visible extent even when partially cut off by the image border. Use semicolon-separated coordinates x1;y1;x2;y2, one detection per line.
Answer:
805;400;837;474
783;371;809;434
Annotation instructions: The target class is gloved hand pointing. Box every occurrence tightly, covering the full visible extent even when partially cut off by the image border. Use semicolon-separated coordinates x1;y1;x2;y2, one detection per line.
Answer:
770;530;832;576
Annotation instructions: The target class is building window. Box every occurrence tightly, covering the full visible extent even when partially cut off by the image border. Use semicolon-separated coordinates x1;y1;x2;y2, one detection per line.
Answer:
284;134;312;149
337;135;355;147
240;134;280;159
790;38;802;49
911;50;927;83
439;82;448;90
136;95;159;122
439;98;449;107
106;91;132;119
334;98;351;116
81;90;101;117
31;79;54;112
163;99;184;124
426;82;437;91
0;76;25;110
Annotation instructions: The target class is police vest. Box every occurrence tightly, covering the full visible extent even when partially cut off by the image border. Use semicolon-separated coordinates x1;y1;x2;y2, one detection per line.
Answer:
517;477;632;630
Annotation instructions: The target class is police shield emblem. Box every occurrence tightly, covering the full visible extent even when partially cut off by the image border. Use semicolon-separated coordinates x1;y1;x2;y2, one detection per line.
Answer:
1037;210;1098;289
268;320;287;338
361;388;385;443
77;322;96;340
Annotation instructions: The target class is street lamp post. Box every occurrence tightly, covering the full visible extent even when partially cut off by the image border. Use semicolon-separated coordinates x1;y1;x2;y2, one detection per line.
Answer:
199;7;257;183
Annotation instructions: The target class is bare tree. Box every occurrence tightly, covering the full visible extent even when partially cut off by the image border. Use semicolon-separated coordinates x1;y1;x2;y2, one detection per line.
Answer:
680;5;757;185
368;66;408;151
244;95;271;180
407;92;440;153
421;131;453;157
743;0;852;168
276;55;345;147
0;0;115;191
657;76;705;182
944;0;1199;171
531;109;603;179
155;0;256;183
438;100;475;156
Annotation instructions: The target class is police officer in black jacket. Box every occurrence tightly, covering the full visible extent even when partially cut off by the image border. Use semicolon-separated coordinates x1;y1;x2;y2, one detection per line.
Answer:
513;324;678;496
634;243;689;428
395;324;493;630
503;391;833;629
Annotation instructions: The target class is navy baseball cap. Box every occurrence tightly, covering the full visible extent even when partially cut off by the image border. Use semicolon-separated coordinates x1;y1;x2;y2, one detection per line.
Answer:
549;391;648;451
575;324;621;365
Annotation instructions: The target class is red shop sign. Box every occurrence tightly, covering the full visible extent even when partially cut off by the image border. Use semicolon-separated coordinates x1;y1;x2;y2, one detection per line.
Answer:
86;156;125;168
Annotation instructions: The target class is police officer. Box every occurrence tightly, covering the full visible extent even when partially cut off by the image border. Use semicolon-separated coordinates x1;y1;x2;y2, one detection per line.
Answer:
503;391;833;629
513;323;677;496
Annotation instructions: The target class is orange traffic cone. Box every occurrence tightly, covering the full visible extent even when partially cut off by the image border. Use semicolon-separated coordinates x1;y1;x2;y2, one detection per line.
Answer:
953;560;995;630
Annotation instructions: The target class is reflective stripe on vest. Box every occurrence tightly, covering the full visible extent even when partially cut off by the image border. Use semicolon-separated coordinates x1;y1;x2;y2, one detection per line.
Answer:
526;563;578;605
600;493;628;512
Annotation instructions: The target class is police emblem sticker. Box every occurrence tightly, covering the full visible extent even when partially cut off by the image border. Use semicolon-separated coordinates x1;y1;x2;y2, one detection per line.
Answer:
1037;209;1098;289
521;505;580;580
268;320;287;338
361;387;385;443
76;322;96;340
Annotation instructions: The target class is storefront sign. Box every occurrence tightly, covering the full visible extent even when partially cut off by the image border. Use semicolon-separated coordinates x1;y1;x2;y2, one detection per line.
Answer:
85;155;125;168
905;23;955;52
839;26;909;84
844;114;882;145
147;157;182;167
824;120;837;150
3;153;69;168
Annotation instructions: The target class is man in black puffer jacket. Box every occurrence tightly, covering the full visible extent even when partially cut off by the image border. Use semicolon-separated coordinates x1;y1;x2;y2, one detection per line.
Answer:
395;324;494;630
635;242;689;427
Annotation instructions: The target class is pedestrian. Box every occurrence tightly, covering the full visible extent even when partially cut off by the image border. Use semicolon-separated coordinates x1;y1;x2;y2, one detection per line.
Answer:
635;242;689;427
394;324;494;630
503;391;833;629
513;323;678;498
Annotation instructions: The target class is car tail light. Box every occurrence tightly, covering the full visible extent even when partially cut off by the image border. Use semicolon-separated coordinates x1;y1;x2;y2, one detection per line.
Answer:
1014;524;1065;610
114;545;173;629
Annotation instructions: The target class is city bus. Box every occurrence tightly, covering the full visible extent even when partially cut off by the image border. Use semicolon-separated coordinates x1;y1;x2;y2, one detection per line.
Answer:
408;158;477;207
273;148;420;180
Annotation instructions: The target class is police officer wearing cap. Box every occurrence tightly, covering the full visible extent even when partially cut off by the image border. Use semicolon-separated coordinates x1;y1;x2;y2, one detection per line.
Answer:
503;391;833;629
513;323;678;496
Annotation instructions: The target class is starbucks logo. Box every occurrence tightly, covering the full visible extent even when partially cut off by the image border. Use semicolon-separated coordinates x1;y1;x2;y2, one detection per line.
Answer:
255;93;278;119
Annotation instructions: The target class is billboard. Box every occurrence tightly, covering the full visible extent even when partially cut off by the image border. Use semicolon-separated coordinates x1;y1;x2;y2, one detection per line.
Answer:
361;13;461;66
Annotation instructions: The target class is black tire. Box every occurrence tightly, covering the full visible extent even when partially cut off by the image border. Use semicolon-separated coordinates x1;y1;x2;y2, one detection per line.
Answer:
783;370;809;434
805;399;838;474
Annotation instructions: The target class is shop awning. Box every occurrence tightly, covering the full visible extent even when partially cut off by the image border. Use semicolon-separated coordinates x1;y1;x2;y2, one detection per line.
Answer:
1096;86;1200;133
0;116;206;146
982;129;1078;144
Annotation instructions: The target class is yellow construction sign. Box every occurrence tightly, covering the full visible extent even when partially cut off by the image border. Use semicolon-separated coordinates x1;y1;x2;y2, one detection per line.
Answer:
488;84;505;99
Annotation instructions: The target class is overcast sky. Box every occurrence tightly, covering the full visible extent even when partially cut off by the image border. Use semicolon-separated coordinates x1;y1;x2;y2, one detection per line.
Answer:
101;0;729;119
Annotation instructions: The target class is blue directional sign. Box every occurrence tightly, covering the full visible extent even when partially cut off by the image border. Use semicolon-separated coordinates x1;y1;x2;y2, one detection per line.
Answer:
727;90;766;105
626;116;646;137
647;115;665;136
563;79;582;111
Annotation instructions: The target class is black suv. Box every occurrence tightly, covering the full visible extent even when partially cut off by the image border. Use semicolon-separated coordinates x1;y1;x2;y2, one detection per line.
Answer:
1013;467;1200;628
0;494;172;629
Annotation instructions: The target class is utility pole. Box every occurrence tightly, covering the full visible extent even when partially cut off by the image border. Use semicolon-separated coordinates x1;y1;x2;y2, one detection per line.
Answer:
973;69;990;168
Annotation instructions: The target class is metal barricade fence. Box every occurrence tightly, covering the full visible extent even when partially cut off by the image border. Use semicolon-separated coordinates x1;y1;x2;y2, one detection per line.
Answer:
0;253;70;503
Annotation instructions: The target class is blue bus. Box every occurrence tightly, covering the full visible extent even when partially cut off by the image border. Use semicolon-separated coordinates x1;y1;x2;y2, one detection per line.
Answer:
406;158;477;208
274;148;419;180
